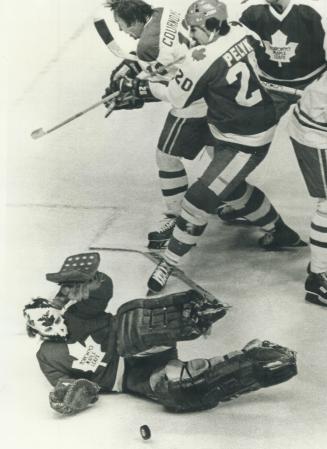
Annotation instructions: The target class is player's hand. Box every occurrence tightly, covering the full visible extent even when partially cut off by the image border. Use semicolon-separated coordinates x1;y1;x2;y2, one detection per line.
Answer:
109;56;142;91
49;379;100;415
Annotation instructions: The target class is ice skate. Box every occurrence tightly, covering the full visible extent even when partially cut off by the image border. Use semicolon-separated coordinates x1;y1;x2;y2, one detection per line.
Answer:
305;271;327;306
147;259;173;293
259;219;307;250
148;214;176;249
216;204;250;225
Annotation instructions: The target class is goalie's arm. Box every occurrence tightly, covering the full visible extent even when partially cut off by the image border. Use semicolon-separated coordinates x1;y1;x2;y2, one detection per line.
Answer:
37;344;72;387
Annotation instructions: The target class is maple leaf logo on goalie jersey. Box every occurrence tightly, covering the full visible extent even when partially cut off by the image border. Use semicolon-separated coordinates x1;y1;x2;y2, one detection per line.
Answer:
68;337;107;372
263;30;298;67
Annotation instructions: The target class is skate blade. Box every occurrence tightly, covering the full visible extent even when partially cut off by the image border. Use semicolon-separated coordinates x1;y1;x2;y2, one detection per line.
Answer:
147;241;169;250
146;289;157;297
263;238;308;251
305;292;327;307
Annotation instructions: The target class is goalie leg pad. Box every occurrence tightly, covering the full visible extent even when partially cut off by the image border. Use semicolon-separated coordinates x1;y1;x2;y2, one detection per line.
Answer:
116;290;227;357
151;340;297;412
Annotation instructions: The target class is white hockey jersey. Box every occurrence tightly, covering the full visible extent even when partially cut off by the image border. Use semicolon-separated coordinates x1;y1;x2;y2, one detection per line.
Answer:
288;72;327;147
239;0;327;86
94;5;206;118
150;22;277;148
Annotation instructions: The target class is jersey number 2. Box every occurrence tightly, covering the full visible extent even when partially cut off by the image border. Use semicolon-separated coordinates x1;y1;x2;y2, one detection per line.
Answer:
226;62;262;107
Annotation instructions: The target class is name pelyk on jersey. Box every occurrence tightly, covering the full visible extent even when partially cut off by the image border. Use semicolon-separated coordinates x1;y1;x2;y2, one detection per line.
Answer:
223;38;254;68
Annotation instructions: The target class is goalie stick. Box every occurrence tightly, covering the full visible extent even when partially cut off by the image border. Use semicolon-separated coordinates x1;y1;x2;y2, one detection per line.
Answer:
89;246;231;310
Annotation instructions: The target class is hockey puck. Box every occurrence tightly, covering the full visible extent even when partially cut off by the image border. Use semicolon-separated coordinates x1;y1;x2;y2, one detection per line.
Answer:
140;425;151;440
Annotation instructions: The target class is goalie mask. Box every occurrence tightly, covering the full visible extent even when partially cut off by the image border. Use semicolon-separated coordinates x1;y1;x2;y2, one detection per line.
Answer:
23;298;68;340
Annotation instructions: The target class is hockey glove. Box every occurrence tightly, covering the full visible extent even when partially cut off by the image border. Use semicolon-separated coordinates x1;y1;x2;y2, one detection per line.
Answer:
109;56;142;91
49;379;100;415
119;77;159;103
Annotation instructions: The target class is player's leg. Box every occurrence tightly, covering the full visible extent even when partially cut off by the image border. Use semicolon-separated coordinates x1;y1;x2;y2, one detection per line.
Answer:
148;112;211;249
215;143;306;250
147;143;267;292
291;138;327;305
150;340;297;412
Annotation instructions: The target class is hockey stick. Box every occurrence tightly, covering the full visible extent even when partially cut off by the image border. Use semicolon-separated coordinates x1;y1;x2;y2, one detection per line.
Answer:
31;91;120;140
94;18;138;61
261;81;303;97
94;18;185;78
89;246;231;310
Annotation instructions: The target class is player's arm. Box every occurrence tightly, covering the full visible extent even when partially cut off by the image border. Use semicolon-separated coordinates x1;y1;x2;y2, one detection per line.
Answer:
119;49;208;109
37;344;100;415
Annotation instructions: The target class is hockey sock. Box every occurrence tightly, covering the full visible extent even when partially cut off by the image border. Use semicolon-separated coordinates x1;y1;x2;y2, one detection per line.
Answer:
227;183;279;230
310;207;327;273
159;168;188;216
164;200;208;266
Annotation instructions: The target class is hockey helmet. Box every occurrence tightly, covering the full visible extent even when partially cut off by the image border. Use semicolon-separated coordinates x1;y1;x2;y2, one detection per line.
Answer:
185;0;228;29
23;297;68;340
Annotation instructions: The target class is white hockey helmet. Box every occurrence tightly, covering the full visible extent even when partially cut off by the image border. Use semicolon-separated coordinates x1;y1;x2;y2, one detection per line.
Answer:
185;0;228;29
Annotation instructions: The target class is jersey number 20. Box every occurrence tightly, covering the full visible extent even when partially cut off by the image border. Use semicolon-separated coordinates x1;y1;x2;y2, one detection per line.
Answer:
226;61;262;107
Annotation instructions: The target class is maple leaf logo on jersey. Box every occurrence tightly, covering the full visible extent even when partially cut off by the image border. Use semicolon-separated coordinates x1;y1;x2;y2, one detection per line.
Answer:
68;336;107;372
192;48;206;61
263;30;298;67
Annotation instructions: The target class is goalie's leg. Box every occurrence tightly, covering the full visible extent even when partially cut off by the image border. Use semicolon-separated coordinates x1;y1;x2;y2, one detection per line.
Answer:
150;340;297;412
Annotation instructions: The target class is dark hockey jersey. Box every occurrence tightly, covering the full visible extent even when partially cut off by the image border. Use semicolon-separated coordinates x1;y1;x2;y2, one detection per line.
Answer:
240;0;327;86
36;274;120;391
150;22;277;147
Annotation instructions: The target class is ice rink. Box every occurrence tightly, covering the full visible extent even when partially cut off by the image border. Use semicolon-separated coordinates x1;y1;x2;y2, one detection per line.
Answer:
2;1;327;448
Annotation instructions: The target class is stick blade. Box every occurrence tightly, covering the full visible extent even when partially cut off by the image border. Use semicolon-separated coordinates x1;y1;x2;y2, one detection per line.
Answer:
31;128;46;139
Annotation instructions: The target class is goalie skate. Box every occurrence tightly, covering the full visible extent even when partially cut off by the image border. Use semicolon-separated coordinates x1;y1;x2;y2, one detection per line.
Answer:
148;215;176;249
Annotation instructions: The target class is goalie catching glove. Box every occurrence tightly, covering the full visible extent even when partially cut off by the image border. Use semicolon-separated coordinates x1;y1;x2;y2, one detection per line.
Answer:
49;379;100;415
116;289;227;357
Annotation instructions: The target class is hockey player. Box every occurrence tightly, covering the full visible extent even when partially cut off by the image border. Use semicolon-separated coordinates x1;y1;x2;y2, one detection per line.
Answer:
97;0;214;250
115;0;306;292
288;72;327;306
239;0;327;120
23;252;297;415
219;0;327;224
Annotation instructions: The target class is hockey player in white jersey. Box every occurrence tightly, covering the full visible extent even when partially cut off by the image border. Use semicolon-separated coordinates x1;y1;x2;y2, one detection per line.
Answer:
288;72;327;306
239;0;327;119
97;0;213;250
116;0;306;293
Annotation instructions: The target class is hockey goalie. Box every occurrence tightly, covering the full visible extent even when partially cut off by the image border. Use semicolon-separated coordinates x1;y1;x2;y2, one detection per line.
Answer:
23;252;297;415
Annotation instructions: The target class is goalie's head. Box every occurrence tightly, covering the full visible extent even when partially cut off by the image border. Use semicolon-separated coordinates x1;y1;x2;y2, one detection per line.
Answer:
23;298;68;340
186;0;229;45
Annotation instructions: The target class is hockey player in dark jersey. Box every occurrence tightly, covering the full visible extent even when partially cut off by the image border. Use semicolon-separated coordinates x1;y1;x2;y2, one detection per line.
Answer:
96;0;214;250
23;252;297;415
115;0;306;293
239;0;327;119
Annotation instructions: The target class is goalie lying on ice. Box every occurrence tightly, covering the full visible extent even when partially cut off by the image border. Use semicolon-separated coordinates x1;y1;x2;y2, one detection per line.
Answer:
23;252;297;415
